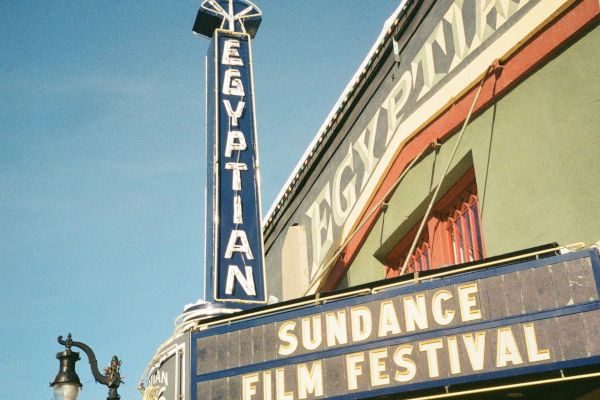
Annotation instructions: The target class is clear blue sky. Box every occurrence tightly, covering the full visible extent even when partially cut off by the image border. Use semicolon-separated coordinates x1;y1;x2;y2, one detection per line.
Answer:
0;1;399;399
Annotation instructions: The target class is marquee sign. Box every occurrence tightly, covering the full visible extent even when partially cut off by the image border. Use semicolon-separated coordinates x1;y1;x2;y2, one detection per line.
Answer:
192;249;600;399
199;0;267;306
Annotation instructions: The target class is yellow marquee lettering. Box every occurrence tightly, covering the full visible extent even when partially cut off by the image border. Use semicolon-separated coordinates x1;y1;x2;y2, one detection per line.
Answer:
263;371;273;400
301;316;322;351
419;338;444;378
369;348;390;387
404;293;429;332
350;306;372;342
325;310;348;347
432;289;455;326
242;373;259;400
462;331;486;371
297;361;323;399
378;300;401;337
523;323;551;362
393;344;417;382
447;336;462;374
496;327;524;367
457;283;482;322
278;321;298;356
275;368;293;400
346;352;365;391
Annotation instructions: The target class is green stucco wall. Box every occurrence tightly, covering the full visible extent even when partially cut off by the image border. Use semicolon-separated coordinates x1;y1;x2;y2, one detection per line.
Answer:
343;24;600;288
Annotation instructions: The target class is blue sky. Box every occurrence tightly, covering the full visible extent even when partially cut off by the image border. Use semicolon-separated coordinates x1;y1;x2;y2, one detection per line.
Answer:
0;1;398;399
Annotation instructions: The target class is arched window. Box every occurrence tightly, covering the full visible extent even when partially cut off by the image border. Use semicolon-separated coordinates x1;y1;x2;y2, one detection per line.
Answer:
384;168;485;278
447;193;484;264
386;239;431;277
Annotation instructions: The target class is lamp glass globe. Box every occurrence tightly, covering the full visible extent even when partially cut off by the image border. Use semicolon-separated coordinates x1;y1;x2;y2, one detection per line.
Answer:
53;383;80;400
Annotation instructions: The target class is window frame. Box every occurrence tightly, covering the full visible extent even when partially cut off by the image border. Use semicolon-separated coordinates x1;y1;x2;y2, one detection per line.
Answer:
384;168;485;278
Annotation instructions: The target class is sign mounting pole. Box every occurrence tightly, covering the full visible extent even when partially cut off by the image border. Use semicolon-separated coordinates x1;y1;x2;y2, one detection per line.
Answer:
186;0;267;318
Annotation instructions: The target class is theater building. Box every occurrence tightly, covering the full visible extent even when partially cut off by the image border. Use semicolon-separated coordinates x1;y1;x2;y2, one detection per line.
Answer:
263;0;600;301
142;1;600;399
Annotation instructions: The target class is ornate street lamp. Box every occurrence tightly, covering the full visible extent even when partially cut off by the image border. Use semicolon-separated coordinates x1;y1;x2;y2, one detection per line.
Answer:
51;334;123;400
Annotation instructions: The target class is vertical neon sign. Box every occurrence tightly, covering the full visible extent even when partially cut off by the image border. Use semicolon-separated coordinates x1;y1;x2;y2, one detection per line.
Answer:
194;0;266;307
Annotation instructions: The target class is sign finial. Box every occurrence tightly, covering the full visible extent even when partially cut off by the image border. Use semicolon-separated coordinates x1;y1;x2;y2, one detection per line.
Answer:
193;0;262;39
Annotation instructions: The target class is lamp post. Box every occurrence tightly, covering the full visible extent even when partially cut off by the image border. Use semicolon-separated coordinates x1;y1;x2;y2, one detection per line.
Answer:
50;334;123;400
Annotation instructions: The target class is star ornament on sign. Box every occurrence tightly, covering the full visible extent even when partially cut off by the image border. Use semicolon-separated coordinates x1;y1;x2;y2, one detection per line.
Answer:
193;0;263;39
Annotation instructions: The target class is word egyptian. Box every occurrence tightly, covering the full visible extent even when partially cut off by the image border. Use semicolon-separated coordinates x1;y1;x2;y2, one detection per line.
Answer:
221;37;257;297
304;0;535;282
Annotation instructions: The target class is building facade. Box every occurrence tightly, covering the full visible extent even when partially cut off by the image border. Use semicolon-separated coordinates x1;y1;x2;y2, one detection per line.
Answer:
263;0;600;300
143;1;600;399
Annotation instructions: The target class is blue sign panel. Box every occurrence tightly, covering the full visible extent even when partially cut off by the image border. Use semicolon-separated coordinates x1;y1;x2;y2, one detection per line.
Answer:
205;29;266;305
192;249;600;399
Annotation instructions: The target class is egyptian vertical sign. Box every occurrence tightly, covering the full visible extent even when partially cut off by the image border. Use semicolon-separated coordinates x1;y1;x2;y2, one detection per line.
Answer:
193;0;266;305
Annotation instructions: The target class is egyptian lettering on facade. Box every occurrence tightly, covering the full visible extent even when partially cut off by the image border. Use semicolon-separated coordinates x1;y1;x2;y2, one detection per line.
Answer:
303;0;532;281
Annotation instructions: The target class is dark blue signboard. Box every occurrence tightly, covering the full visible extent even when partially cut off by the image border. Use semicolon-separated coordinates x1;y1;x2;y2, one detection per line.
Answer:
205;29;266;305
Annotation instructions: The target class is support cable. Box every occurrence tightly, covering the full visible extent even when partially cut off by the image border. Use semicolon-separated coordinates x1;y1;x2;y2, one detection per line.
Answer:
400;61;501;276
305;138;434;295
307;61;503;293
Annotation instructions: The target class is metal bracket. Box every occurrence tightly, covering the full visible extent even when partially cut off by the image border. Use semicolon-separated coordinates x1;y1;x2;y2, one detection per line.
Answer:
58;334;122;400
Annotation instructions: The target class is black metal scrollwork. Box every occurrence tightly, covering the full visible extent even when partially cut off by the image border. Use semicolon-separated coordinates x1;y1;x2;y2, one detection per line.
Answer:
58;334;123;400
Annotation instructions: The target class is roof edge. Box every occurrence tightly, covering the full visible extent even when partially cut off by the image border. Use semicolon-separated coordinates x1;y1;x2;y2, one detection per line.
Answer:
263;1;409;228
